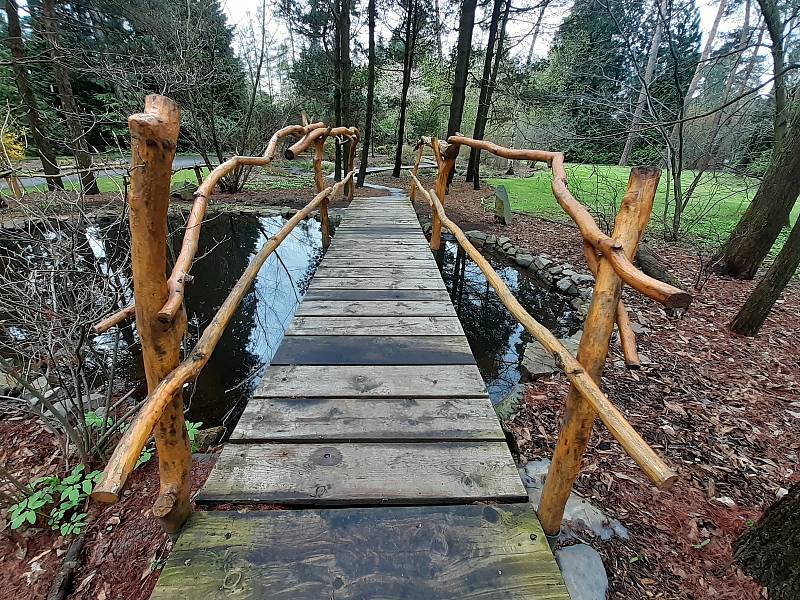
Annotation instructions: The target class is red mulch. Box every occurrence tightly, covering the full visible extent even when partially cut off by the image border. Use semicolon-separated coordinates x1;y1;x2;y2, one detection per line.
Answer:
0;413;216;600
401;171;800;599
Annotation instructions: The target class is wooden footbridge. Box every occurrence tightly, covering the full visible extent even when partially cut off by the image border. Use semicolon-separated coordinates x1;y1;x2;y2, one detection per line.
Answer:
91;97;692;598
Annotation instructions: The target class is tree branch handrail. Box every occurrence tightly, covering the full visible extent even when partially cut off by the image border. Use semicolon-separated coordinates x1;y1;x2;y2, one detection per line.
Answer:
409;172;677;491
92;171;355;504
444;135;692;309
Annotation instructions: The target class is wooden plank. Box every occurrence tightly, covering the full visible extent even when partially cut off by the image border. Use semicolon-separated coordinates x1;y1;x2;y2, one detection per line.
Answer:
255;365;487;398
231;397;505;442
321;253;435;262
320;256;438;265
271;335;473;365
295;300;454;316
308;278;446;290
197;442;526;504
330;239;430;247
313;267;442;279
302;289;447;301
287;316;465;336
151;506;567;600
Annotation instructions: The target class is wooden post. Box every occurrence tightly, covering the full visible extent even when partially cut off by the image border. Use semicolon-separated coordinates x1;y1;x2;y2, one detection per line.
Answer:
5;176;23;199
314;138;331;249
193;165;203;185
409;143;424;202
346;135;358;202
537;167;660;536
431;152;457;251
127;95;192;533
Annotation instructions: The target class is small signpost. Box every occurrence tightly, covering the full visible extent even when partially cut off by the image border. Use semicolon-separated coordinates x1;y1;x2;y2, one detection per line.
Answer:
494;185;512;225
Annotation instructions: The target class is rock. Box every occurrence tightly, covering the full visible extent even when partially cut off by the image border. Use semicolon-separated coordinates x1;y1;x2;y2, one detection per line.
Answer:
548;264;563;275
535;269;554;285
466;230;487;241
561;263;576;271
579;287;593;300
520;333;580;380
533;256;553;271
556;544;609;600
571;297;584;310
485;234;497;246
515;253;534;268
505;246;517;257
497;235;512;249
571;273;594;286
556;277;579;295
712;496;736;508
561;269;578;277
494;384;529;420
194;426;225;451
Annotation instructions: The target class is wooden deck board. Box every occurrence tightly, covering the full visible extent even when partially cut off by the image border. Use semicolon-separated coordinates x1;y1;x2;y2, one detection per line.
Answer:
151;506;568;600
197;441;526;504
286;316;465;336
255;365;488;398
231;397;504;442
295;300;455;316
271;335;473;365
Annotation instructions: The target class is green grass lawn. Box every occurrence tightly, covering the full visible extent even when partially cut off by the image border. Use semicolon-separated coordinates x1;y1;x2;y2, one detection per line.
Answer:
487;164;799;252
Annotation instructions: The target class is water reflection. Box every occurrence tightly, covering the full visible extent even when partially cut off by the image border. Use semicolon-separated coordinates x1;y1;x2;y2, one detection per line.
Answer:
436;237;581;402
102;212;322;428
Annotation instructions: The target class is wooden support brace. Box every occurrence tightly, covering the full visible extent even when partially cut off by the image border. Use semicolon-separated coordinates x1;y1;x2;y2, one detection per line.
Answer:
125;94;191;533
314;139;331;249
537;167;661;536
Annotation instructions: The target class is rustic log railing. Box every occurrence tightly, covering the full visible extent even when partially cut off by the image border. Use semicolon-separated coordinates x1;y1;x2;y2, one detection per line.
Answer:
410;134;691;536
90;94;358;532
93;114;359;335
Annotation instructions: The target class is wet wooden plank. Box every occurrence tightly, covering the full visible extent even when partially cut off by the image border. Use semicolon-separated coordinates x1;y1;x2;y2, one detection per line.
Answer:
287;316;465;336
231;397;504;442
255;365;487;398
271;335;473;365
318;258;438;269
313;267;442;279
295;300;455;316
197;442;526;504
151;506;567;600
308;277;446;290
302;289;447;301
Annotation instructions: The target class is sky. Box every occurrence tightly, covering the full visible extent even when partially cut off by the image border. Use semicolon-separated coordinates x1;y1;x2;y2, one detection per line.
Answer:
221;0;742;63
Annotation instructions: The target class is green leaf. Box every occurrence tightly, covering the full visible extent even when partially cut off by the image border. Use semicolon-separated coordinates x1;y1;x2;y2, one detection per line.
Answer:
10;515;27;529
26;510;36;524
692;539;711;549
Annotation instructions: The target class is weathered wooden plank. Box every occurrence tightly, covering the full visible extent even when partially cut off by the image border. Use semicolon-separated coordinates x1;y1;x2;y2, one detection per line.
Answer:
308;278;446;290
302;289;447;301
287;316;465;336
255;365;487;398
231;397;504;442
151;506;568;600
271;335;473;365
321;253;435;262
330;239;429;247
197;442;526;504
295;300;454;316
313;267;443;279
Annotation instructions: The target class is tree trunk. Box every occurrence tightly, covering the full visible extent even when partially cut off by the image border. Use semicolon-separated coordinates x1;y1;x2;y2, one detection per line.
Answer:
525;0;550;66
333;11;343;183
356;0;376;187
465;0;505;183
468;0;511;190
447;0;478;137
756;0;788;145
4;0;63;190
728;215;800;335
711;102;800;279
736;482;800;598
393;0;416;178
433;0;444;63
619;0;665;167
40;0;99;194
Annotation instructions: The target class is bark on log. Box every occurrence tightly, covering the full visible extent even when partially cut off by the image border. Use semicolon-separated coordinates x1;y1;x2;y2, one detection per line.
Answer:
538;167;661;536
125;95;191;533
